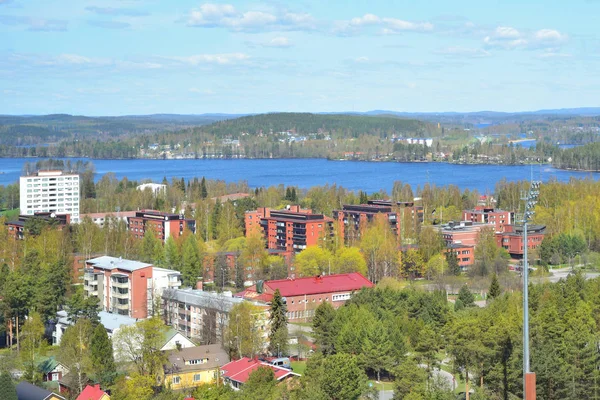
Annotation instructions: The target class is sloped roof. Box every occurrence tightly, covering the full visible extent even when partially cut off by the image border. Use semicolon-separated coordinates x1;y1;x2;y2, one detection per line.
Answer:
166;344;229;374
76;384;107;400
257;273;373;298
16;381;65;400
221;357;298;384
37;356;62;375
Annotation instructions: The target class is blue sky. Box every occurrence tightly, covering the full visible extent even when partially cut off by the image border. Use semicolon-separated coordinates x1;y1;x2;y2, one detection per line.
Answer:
1;0;599;115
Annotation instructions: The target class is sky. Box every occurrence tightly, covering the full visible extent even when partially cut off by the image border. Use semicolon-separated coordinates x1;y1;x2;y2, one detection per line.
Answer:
1;0;600;115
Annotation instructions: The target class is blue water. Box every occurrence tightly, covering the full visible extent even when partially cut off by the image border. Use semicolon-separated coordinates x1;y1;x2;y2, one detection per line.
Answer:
0;158;598;193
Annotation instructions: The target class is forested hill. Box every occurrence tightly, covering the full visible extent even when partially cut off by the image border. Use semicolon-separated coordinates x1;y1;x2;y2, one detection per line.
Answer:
552;142;600;171
194;113;432;139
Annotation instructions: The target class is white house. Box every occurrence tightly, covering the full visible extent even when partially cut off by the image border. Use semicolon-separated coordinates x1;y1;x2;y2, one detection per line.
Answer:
137;183;166;195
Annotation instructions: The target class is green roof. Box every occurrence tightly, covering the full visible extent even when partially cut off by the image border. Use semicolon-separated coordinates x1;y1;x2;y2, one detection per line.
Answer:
37;356;60;374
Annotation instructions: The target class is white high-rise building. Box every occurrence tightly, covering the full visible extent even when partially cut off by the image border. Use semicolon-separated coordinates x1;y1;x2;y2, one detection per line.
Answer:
19;170;80;223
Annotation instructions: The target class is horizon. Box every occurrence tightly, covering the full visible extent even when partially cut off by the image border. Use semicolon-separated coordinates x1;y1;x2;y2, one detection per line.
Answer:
2;1;600;115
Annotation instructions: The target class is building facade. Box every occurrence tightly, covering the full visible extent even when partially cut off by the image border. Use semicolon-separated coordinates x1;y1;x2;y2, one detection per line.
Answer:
128;210;196;243
83;256;181;319
245;206;333;253
237;273;374;322
495;224;546;258
163;344;229;391
462;207;514;233
20;170;80;223
5;212;69;240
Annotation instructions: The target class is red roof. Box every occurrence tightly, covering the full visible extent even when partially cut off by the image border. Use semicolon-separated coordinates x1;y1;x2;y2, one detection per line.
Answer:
264;273;373;297
76;384;107;400
221;358;297;384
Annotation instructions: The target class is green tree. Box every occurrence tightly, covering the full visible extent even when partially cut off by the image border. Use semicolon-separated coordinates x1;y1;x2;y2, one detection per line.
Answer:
90;323;116;386
239;366;278;400
488;273;501;300
457;285;475;308
362;322;393;382
181;234;201;287
313;301;336;355
446;250;461;276
393;359;428;400
58;318;94;396
0;371;17;400
268;289;288;357
333;246;367;276
400;249;425;281
65;286;100;324
111;373;155;400
319;353;369;400
294;246;332;277
164;235;181;269
200;177;208;199
225;302;263;359
20;312;47;384
142;228;161;263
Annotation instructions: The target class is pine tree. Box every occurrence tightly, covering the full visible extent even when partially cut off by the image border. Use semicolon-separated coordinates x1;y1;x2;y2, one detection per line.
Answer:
446;250;461;276
90;324;116;386
268;289;288;356
200;177;208;199
457;284;475;308
0;371;17;400
313;302;336;355
488;272;501;300
164;236;181;270
181;234;201;286
359;190;368;204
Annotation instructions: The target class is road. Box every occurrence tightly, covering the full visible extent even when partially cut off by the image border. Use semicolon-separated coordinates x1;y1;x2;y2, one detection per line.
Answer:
533;266;600;284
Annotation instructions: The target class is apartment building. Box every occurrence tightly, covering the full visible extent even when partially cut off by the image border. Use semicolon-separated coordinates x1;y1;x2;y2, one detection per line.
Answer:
162;288;264;345
496;224;546;258
438;221;497;247
83;256;181;319
462;207;514;233
77;210;136;227
245;206;333;253
5;212;69;240
19;170;80;223
127;210;196;243
447;243;475;269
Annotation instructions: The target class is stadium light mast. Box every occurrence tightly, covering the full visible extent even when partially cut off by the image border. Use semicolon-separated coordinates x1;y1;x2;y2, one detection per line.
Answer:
519;180;541;400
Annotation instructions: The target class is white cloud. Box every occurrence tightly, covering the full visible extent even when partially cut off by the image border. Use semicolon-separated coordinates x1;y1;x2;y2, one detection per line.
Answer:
335;13;434;35
185;3;315;32
537;51;572;59
534;29;567;44
57;54;93;64
263;36;292;48
483;26;567;50
435;46;490;58
494;26;520;39
170;53;250;65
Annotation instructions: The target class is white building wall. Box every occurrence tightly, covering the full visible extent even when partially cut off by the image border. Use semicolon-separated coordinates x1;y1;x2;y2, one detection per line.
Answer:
19;171;80;223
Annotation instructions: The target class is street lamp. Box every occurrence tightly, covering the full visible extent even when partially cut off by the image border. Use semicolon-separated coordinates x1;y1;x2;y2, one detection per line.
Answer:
519;180;541;400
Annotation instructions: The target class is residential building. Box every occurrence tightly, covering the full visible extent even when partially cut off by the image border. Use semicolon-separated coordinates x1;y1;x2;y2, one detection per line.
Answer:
245;206;333;253
221;357;299;390
20;170;80;223
5;212;70;240
16;381;66;400
462;207;514;233
236;273;374;322
163;344;229;390
38;357;69;384
71;253;103;285
162;288;246;345
495;224;546;258
52;310;137;346
333;200;423;244
446;243;475;269
127;210;196;243
137;182;167;195
161;327;197;351
76;384;110;400
77;211;136;227
83;256;181;319
438;221;496;247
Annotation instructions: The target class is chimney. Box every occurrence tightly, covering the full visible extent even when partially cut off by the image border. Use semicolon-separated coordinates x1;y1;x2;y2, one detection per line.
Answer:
196;280;203;290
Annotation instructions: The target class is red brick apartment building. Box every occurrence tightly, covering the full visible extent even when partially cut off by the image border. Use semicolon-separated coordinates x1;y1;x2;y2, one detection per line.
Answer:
333;200;423;243
447;243;475;268
495;224;546;258
128;210;196;243
439;221;496;247
237;273;374;321
83;256;153;319
462;207;514;233
245;206;333;253
5;212;70;240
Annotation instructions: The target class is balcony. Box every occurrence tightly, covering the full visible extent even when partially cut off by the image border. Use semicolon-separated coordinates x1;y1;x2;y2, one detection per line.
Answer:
115;302;129;310
111;276;129;288
112;289;129;298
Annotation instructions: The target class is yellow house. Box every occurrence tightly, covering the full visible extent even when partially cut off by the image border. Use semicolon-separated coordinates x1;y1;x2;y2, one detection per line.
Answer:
163;344;230;391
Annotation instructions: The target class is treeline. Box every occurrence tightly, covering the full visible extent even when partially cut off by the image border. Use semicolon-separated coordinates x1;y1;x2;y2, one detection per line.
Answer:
552;142;600;171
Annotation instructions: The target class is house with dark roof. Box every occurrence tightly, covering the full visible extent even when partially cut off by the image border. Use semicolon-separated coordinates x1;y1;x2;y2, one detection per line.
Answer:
221;357;299;390
236;272;373;321
163;344;229;390
16;381;65;400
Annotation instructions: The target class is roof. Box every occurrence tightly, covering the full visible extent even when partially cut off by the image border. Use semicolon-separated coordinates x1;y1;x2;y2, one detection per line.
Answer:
257;273;373;298
37;356;62;374
56;310;137;333
221;357;298;384
80;211;136;220
76;384;107;400
166;344;229;374
162;288;244;312
86;256;152;272
16;381;65;400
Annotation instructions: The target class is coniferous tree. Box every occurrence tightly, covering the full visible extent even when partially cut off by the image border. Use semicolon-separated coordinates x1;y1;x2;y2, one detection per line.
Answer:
312;301;336;355
488;272;501;300
90;324;116;386
446;250;461;276
200;177;208;199
164;236;181;270
0;371;17;400
181;234;201;287
268;289;288;357
457;284;475;308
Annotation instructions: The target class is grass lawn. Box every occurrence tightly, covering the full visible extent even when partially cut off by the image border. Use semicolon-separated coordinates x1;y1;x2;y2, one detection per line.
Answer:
291;360;307;375
0;208;19;219
368;380;395;390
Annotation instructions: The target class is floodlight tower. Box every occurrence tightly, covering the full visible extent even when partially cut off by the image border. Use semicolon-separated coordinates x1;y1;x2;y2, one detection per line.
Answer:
520;180;541;400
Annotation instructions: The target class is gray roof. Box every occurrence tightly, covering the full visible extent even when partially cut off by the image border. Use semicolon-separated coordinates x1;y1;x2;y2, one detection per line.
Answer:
166;344;229;374
163;288;244;313
87;256;152;272
56;310;137;332
16;381;65;400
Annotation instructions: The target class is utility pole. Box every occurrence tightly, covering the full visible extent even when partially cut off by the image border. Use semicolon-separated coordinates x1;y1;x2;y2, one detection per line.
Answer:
520;180;541;400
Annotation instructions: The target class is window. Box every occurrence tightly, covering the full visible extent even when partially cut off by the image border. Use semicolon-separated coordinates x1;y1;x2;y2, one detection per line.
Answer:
51;373;59;381
173;376;180;384
194;373;201;382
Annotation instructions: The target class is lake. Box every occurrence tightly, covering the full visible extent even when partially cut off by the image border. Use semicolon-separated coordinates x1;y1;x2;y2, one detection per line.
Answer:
0;158;599;193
